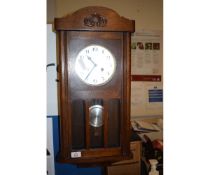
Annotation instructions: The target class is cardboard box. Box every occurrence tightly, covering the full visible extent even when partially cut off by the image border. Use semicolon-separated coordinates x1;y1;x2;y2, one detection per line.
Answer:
107;141;141;175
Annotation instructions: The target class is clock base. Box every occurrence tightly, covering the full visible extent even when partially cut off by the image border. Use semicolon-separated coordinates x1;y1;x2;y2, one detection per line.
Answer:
56;151;133;166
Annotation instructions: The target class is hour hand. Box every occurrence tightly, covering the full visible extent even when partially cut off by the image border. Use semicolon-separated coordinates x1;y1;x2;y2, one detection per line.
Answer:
87;56;97;66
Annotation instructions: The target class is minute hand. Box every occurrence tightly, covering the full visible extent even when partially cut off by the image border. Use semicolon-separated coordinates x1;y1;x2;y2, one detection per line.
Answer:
85;64;97;80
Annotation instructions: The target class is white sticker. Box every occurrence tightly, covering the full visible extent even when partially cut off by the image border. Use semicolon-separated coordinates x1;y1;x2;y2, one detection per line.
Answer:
71;151;81;158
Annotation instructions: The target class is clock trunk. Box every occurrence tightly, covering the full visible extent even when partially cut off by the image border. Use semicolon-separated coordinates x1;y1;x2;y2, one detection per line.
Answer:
55;6;135;165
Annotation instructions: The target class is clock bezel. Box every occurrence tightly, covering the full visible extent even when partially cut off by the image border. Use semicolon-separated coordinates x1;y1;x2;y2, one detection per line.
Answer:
74;44;117;86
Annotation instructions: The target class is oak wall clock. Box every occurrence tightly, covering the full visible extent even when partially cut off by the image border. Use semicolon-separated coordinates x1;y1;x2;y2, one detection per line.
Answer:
54;6;135;165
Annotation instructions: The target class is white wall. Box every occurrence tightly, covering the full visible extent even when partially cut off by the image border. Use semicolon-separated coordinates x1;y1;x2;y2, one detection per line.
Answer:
54;0;163;31
47;0;56;23
47;24;58;116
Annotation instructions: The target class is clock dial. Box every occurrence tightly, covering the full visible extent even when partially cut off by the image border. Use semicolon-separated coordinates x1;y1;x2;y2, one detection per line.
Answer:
75;45;116;86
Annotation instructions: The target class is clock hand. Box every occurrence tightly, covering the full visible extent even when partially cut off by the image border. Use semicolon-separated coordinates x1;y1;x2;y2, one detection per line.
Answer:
85;64;97;80
87;56;97;66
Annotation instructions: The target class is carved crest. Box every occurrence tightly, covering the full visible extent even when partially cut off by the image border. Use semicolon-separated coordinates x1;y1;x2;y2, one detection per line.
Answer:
84;13;107;27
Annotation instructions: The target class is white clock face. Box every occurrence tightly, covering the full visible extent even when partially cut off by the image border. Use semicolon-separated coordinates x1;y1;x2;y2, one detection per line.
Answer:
75;45;116;86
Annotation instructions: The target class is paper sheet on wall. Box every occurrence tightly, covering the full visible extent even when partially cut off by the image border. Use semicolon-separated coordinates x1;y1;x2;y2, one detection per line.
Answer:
131;82;163;117
131;30;162;75
130;30;163;117
145;83;163;112
131;82;146;116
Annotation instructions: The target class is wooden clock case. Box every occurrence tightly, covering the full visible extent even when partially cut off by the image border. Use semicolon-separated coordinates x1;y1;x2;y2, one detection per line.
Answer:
54;6;135;165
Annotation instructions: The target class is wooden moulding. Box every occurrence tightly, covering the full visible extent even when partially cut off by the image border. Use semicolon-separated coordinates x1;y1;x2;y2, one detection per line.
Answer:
54;6;135;32
57;152;132;165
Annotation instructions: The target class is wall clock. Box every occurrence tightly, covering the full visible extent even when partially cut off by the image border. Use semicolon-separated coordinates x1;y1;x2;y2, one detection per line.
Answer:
54;6;135;165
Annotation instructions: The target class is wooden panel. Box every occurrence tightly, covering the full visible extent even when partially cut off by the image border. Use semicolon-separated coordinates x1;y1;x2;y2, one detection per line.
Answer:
120;32;131;155
58;154;132;165
68;31;122;40
67;31;123;98
107;163;140;175
90;126;104;148
71;99;85;149
58;31;71;159
85;100;90;149
71;90;121;100
54;6;135;32
103;100;108;147
108;99;120;147
82;147;121;158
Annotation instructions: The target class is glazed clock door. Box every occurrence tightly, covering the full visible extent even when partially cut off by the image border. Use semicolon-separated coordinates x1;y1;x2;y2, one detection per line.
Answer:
68;31;123;151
